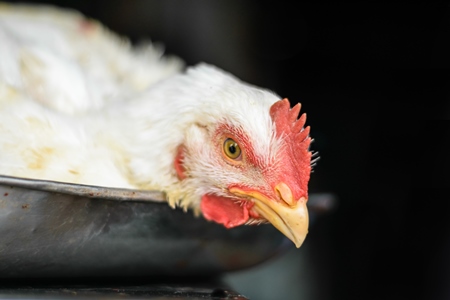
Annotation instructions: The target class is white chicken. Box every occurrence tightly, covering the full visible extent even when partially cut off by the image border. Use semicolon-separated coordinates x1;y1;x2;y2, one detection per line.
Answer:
0;2;316;248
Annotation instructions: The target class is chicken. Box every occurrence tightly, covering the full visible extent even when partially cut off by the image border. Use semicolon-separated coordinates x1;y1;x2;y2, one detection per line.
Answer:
0;3;316;248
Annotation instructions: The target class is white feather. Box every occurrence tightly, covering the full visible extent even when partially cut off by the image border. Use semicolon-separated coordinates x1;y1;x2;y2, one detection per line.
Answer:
0;2;185;114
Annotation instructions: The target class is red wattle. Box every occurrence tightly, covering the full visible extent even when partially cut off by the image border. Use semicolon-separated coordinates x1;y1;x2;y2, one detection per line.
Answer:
200;194;250;228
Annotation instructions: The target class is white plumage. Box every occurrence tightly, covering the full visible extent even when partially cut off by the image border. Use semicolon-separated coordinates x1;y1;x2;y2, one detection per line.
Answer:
0;2;183;114
0;3;313;248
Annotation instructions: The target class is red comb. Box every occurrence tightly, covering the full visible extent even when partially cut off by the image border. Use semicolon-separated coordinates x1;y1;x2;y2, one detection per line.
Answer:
270;98;312;198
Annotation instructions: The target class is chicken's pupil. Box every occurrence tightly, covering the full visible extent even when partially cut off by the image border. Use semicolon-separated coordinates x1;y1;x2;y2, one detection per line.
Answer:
229;144;236;154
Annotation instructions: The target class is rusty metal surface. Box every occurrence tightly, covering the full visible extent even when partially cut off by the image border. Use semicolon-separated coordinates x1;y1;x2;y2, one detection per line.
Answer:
0;175;291;278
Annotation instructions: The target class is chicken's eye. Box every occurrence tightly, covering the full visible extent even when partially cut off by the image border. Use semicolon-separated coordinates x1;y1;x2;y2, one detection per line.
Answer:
223;138;242;160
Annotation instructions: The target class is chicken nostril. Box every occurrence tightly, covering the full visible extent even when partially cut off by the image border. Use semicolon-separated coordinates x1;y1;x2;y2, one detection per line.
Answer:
275;182;295;206
275;188;282;201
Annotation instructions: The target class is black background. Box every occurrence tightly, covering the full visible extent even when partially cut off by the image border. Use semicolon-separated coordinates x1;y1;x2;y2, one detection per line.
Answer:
2;1;450;300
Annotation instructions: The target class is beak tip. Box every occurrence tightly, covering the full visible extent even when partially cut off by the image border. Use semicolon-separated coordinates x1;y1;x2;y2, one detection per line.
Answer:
291;232;307;248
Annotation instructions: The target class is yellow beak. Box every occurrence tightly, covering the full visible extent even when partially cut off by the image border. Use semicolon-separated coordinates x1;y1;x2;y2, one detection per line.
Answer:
229;183;309;248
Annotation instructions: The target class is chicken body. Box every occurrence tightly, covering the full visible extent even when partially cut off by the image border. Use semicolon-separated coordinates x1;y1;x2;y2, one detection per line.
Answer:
0;3;314;248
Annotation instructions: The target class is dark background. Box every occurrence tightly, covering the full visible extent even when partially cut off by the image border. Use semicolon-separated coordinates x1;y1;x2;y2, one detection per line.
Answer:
3;1;450;300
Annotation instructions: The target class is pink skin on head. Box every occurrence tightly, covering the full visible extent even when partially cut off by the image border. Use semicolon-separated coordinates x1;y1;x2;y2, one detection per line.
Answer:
174;98;312;228
174;130;260;228
199;125;263;227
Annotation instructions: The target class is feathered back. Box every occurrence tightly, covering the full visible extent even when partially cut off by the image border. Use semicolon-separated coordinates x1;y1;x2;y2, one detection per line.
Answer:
0;2;184;114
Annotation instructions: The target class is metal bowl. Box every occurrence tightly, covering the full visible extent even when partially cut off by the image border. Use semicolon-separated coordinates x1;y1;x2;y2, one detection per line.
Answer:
0;175;293;278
